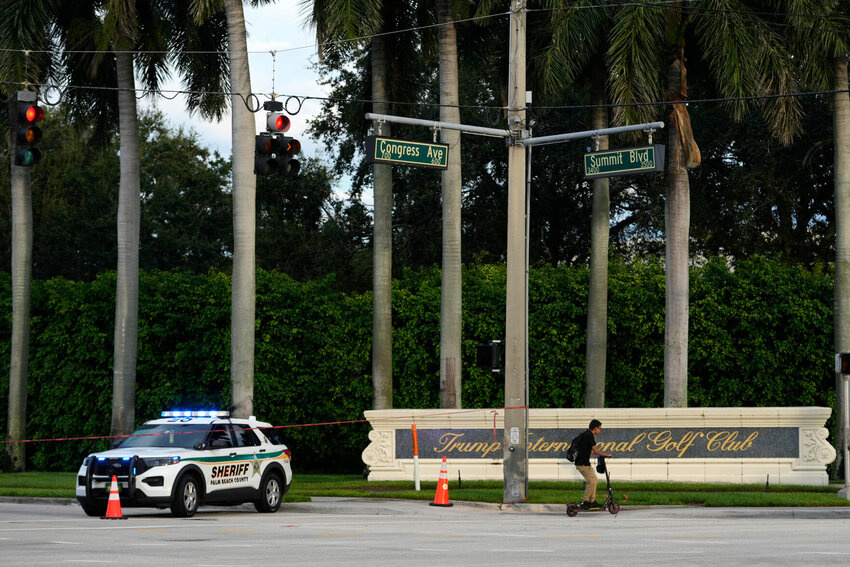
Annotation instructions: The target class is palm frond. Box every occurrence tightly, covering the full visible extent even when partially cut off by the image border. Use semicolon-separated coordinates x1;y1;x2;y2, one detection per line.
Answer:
606;2;666;126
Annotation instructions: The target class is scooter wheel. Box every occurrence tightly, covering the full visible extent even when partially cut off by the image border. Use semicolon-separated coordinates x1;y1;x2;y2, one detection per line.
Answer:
566;503;579;517
609;501;620;514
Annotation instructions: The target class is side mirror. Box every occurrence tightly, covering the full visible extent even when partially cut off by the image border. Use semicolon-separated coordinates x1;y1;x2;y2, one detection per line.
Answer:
194;442;207;450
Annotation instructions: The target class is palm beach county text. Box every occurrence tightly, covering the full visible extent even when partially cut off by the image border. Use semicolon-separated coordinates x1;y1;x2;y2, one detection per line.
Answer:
394;428;799;459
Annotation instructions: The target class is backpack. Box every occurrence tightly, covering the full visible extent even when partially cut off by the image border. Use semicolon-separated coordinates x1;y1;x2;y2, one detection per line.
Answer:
566;434;581;462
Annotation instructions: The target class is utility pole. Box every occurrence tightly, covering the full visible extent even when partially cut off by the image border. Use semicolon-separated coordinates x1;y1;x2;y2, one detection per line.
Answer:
503;0;528;504
366;7;663;499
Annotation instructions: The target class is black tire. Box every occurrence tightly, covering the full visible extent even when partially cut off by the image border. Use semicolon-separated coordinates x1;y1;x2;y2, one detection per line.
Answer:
566;503;579;517
171;474;201;517
609;501;621;514
80;499;107;517
254;472;283;513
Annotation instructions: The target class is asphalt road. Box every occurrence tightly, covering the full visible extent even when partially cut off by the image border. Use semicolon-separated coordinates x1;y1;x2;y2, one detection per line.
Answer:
2;498;850;566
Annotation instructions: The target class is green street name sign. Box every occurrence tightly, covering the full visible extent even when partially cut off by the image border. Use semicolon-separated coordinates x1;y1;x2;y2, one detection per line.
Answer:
584;145;665;179
365;136;449;170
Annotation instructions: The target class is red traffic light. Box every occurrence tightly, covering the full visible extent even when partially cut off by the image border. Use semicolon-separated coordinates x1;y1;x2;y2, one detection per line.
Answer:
14;100;44;167
22;104;44;124
266;113;290;133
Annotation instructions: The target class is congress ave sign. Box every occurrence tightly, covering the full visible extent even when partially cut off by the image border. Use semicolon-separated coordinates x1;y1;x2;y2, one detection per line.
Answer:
365;136;449;170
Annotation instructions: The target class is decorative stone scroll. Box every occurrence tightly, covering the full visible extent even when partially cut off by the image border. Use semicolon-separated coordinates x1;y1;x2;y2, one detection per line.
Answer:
361;407;836;486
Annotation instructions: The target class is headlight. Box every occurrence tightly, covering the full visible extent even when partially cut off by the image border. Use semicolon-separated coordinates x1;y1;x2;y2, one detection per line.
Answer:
142;456;181;469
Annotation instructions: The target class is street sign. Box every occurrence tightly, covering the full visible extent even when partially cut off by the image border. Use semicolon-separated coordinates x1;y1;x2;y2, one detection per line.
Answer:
584;145;665;179
365;136;449;170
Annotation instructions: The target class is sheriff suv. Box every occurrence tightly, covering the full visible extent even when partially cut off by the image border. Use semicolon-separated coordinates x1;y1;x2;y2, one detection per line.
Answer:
76;411;292;517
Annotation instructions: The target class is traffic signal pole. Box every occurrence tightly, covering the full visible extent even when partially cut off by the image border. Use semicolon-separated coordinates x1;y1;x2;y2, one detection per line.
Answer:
364;0;663;505
503;0;529;504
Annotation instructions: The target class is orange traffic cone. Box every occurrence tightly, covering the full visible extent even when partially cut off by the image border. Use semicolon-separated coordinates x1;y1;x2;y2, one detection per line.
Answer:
102;475;126;520
429;456;453;507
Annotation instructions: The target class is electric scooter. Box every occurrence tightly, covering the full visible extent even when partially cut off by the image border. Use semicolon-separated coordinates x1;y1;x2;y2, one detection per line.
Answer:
566;456;627;517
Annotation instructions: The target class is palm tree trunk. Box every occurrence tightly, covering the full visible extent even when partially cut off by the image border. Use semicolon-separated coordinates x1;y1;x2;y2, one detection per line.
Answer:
110;51;140;439
585;65;609;408
6;97;32;471
438;0;462;409
664;55;690;408
371;31;393;410
225;0;257;418
833;55;850;470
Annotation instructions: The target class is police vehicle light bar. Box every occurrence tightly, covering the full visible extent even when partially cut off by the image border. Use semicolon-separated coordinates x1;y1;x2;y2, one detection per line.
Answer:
160;410;230;418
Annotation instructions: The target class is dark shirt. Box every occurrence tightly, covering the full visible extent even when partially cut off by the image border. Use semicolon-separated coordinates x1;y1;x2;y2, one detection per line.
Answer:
574;429;596;467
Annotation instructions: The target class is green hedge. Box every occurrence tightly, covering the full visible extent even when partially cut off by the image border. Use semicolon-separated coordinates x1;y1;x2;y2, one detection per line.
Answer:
0;256;837;472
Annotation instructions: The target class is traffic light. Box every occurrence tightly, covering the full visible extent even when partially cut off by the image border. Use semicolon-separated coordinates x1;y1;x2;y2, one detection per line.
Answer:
254;110;301;178
254;133;279;175
14;99;44;167
276;136;301;177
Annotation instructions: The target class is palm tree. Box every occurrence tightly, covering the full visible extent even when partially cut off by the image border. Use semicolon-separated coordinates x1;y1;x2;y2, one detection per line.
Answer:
784;0;850;473
193;0;279;418
106;0;231;433
0;0;163;461
0;0;53;471
2;0;233;460
304;0;396;409
540;1;800;407
436;0;462;409
584;64;610;408
371;13;394;411
222;0;257;419
3;93;37;470
536;1;614;407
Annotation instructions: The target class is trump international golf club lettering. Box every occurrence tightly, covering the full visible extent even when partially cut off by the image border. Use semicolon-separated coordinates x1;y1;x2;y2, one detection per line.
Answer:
394;427;797;459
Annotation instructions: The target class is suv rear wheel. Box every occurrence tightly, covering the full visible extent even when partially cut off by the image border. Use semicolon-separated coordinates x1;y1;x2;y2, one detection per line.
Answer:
171;474;201;517
254;471;283;513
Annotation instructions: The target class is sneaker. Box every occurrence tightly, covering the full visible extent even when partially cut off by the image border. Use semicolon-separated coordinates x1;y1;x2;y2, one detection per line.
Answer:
579;501;591;510
587;501;602;510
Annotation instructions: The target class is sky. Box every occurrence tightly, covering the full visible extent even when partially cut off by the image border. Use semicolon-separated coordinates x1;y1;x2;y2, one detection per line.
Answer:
141;0;331;168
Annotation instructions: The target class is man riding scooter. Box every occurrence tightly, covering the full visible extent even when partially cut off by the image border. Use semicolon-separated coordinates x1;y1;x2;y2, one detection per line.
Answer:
573;419;613;510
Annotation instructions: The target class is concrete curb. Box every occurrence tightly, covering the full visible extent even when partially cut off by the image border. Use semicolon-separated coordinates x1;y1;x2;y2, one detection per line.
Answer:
4;496;850;519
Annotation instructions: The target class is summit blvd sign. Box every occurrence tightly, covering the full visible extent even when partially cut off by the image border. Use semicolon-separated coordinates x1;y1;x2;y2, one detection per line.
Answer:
584;144;665;179
365;136;449;170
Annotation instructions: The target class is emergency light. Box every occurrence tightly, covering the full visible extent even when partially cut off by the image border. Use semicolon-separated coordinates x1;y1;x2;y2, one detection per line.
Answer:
160;410;230;418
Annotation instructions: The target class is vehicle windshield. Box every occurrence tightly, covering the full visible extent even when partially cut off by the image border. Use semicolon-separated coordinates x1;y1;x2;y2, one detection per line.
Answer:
118;423;212;449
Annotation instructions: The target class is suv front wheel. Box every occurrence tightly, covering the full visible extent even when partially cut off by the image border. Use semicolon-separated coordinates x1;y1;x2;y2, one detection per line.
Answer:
80;499;107;517
171;474;201;517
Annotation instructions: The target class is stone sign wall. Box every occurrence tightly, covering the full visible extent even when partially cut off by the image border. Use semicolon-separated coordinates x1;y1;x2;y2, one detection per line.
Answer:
362;407;836;486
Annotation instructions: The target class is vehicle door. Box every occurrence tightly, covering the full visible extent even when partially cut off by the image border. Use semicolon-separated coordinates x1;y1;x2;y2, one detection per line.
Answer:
231;423;264;491
200;422;251;496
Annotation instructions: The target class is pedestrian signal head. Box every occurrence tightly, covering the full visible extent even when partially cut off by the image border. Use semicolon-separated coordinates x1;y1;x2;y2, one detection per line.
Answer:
254;133;279;176
839;353;850;375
